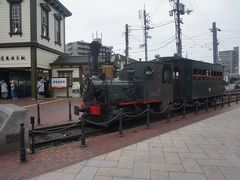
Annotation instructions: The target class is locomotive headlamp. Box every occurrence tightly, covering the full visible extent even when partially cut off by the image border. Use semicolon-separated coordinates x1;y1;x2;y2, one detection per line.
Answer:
144;66;153;76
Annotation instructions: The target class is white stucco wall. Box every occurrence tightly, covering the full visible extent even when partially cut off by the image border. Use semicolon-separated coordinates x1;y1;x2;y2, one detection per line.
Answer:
36;0;65;53
0;0;30;43
52;86;81;98
52;67;80;98
0;47;31;68
52;88;68;98
52;67;79;77
37;48;60;69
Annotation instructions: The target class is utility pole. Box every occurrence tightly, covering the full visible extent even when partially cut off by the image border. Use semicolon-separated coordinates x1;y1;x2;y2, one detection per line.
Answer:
125;24;129;65
169;0;192;57
210;22;221;64
139;6;151;62
176;0;182;57
143;8;148;62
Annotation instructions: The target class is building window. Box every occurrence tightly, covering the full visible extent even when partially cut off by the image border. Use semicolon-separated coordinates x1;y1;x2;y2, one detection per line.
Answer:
58;71;73;86
40;3;51;40
8;0;22;36
54;14;62;45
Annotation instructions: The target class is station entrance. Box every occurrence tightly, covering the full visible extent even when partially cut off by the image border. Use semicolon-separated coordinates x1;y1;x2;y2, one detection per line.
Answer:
0;68;31;98
0;68;50;98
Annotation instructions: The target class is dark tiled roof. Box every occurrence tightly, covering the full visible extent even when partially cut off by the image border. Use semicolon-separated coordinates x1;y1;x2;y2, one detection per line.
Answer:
50;56;106;66
51;54;138;66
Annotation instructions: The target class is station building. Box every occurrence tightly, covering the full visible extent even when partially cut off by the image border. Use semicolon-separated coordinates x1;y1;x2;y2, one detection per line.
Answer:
0;0;71;98
50;55;107;98
49;53;137;98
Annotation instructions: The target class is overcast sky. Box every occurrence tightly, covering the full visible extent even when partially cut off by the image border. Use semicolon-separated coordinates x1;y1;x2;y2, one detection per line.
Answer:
60;0;240;63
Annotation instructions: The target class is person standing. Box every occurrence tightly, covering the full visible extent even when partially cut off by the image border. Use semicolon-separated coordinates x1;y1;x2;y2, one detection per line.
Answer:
10;80;17;99
1;80;8;99
37;79;45;101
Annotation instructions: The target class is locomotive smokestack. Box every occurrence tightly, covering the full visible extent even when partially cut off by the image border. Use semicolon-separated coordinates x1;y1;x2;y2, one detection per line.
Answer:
89;40;101;78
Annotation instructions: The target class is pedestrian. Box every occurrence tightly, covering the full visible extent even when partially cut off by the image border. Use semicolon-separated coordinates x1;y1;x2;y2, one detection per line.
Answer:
1;80;8;99
37;79;45;101
10;80;17;99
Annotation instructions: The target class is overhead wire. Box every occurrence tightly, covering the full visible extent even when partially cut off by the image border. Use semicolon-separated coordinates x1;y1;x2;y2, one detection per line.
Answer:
130;33;142;43
219;37;240;40
130;49;144;54
196;0;211;24
128;18;175;54
150;35;175;46
148;36;175;52
187;31;211;38
149;0;163;18
182;33;203;47
151;20;174;26
185;0;211;33
149;0;168;19
151;21;175;29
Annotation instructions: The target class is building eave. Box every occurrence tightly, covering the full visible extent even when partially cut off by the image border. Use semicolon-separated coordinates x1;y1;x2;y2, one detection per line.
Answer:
44;0;72;17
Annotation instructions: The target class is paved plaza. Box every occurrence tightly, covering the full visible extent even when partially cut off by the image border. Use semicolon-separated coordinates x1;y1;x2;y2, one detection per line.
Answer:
31;107;240;180
0;98;81;127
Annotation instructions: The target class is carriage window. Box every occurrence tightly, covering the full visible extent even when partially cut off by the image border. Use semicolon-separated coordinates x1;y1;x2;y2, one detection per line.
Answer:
162;66;172;84
175;72;179;78
173;67;180;79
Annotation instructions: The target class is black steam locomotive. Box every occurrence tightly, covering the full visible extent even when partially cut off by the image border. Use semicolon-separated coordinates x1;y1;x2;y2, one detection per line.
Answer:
79;41;224;125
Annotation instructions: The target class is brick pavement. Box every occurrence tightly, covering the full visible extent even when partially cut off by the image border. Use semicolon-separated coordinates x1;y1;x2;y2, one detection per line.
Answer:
0;101;240;180
32;104;240;180
0;98;81;127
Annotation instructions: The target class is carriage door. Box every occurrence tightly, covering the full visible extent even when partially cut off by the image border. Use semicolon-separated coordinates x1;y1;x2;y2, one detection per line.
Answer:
173;67;180;98
161;65;173;107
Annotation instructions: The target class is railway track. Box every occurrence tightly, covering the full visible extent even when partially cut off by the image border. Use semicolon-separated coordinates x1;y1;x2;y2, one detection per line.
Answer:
30;89;240;151
29;122;106;149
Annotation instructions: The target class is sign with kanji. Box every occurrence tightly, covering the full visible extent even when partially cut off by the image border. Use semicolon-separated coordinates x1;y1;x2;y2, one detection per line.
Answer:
51;77;67;88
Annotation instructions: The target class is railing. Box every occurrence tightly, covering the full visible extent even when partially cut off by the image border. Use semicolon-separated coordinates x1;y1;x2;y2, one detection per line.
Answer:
19;92;240;164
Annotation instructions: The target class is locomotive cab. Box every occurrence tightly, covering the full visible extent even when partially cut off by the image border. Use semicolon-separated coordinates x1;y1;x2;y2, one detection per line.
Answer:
82;61;174;125
120;61;173;109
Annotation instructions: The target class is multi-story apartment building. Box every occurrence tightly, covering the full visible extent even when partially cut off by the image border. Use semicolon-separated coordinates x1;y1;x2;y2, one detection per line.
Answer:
219;47;239;80
65;40;112;60
0;0;71;98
